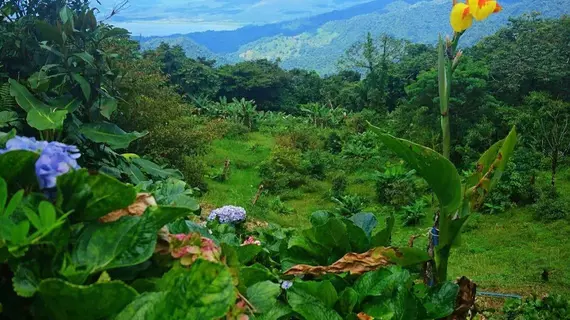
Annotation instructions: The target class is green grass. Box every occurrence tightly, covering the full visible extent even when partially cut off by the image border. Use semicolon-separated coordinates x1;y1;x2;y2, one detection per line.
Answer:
201;132;570;296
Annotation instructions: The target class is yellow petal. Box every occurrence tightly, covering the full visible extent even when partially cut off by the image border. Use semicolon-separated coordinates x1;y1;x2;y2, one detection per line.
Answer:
450;3;473;32
468;0;498;21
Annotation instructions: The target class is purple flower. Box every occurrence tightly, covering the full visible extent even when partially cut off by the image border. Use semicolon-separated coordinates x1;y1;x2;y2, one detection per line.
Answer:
35;142;80;189
281;281;293;290
0;136;48;154
208;205;246;224
0;136;81;190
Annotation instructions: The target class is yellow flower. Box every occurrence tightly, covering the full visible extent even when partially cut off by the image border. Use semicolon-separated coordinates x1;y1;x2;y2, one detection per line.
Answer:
450;3;473;32
468;0;501;21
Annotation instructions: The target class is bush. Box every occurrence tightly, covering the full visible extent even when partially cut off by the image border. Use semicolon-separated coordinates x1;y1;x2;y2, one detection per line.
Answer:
275;126;322;151
375;164;419;208
400;199;427;226
325;132;343;154
502;294;570;320
341;131;380;161
301;150;332;180
533;187;569;222
330;172;348;198
270;197;295;214
259;147;306;192
332;194;367;216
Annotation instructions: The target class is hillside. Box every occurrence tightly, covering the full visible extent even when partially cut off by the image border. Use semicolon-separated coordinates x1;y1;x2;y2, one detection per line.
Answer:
139;0;570;74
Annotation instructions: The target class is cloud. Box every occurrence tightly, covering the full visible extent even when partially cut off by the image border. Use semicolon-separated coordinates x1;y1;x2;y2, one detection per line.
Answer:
97;0;370;35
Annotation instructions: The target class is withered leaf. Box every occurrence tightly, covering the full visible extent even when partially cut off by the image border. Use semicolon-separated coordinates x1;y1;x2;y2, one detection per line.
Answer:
357;312;374;320
284;247;402;276
99;193;157;223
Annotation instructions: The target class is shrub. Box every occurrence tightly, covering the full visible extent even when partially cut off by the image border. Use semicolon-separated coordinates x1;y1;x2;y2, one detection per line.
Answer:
375;164;418;208
341;131;380;161
259;147;306;192
400;199;427;226
270;197;295;214
533;187;568;222
325;132;343;154
301;150;331;180
275;126;322;151
502;294;570;320
330;172;348;198
332;194;366;217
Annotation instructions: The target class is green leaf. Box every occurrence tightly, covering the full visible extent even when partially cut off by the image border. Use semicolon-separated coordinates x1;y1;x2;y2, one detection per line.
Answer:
237;244;263;264
353;267;411;302
57;169;137;221
10;220;29;244
370;213;394;247
423;282;459;318
287;281;342;320
247;281;281;313
363;286;420;320
98;97;118;120
71;73;91;101
344;220;369;253
23;207;42;230
38;201;57;227
0;178;6;215
4;190;24;218
294;280;339;309
132;158;183;180
73;52;96;67
369;124;462;214
0;129;16;148
28;71;50;92
12;264;39;297
80;122;148;150
239;263;276;288
59;7;74;25
35;20;63;45
72;206;191;276
256;303;293;320
9;79;67;130
38;278;137;320
0;111;18;128
385;247;431;267
350;212;378;238
310;210;332;226
114;292;165;320
338;288;359;315
158;260;236;319
314;218;351;259
26;108;67;130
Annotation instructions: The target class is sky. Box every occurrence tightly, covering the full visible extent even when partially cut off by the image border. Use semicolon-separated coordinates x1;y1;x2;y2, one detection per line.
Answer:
97;0;372;36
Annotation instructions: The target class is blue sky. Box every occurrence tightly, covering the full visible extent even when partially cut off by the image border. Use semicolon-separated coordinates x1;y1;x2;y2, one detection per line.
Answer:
97;0;372;36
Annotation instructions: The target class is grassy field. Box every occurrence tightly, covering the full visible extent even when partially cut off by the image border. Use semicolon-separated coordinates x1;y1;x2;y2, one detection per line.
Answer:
200;132;570;297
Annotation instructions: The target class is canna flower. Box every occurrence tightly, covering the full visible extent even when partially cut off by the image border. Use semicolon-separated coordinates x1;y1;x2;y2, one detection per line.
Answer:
468;0;501;21
450;3;473;32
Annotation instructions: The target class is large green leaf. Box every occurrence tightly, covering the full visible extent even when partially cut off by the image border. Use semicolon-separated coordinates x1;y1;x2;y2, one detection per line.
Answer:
350;212;378;238
237;244;263;264
363;287;420;320
157;260;236;319
57;169;137;221
0;150;39;190
287;281;342;320
370;213;394;247
71;73;91;100
344;220;370;253
96;96;117;120
0;129;16;148
247;281;281;313
114;292;165;320
71;206;191;277
369;124;462;213
150;178;199;210
12;264;39;297
80;122;148;149
9;79;67;130
353;267;411;302
338;288;359;315
256;304;293;320
132;158;183;180
38;278;137;320
0;111;18;128
239;263;277;288
423;282;459;318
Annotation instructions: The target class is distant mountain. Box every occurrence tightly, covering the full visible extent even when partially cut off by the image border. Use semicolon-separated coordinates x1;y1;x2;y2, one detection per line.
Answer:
139;0;570;74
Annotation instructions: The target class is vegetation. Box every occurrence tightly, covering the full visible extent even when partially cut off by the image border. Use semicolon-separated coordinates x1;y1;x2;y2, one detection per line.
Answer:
1;0;569;319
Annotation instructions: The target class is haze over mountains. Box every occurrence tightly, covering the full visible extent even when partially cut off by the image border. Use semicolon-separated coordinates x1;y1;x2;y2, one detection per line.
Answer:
133;0;570;74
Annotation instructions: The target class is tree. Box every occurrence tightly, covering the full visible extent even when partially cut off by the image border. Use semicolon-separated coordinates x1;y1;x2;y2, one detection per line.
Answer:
218;59;291;111
339;33;406;113
516;92;570;188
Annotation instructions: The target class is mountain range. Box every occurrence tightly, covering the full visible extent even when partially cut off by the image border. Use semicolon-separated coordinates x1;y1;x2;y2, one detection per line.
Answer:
138;0;570;74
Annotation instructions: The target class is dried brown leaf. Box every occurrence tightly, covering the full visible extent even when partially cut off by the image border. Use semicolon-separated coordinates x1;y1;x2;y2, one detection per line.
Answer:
357;312;374;320
448;276;477;320
99;193;157;223
284;247;402;276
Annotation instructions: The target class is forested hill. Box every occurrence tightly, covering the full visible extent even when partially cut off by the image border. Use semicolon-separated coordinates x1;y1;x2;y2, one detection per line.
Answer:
139;0;569;74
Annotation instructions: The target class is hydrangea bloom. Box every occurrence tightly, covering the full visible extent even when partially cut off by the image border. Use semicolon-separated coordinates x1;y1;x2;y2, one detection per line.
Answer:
0;136;81;190
208;205;246;224
169;233;221;266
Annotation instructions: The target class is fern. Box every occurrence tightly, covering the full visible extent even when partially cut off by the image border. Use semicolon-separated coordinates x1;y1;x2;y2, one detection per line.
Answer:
0;82;16;111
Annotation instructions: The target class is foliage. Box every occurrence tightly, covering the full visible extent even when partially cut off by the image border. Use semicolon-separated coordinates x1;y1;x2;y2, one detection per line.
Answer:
533;187;569;222
259;146;306;192
332;194;367;217
501;294;570;320
375;163;419;208
400;199;427;226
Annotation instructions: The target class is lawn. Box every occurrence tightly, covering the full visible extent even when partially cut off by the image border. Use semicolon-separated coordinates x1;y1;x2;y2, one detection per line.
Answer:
201;132;570;297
